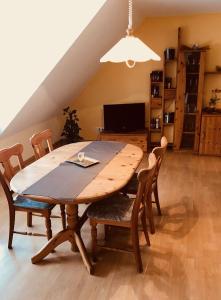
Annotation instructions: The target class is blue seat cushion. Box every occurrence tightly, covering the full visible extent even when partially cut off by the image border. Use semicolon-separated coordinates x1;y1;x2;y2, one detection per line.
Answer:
14;195;55;210
87;193;134;222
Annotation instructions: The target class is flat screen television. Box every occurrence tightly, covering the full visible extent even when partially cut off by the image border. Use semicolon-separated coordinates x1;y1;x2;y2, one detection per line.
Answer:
103;103;145;132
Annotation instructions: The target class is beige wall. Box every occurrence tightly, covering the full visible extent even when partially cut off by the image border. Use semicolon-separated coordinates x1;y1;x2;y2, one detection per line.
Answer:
0;116;63;161
72;13;221;140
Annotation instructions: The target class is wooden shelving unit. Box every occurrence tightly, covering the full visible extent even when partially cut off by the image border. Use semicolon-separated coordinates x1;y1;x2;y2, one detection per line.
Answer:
148;70;164;148
148;28;180;149
174;48;207;152
162;60;177;146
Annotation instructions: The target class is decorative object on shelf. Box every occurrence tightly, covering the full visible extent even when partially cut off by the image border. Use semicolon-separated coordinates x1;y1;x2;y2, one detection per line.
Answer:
100;0;160;68
151;85;160;98
61;106;83;144
155;117;161;129
164;48;175;60
209;89;221;109
150;70;163;82
216;65;221;72
165;77;172;88
150;117;161;129
164;112;175;124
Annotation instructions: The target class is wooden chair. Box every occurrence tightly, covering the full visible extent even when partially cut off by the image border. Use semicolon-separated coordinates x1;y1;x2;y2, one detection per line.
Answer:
0;144;56;249
29;129;53;160
122;136;168;234
30;129;66;229
87;153;157;273
151;136;168;216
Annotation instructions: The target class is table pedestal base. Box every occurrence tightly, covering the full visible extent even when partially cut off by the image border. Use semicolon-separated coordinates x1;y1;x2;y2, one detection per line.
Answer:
31;204;94;275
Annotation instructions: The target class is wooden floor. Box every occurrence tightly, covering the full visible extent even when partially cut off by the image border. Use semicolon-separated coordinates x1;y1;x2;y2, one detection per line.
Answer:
0;151;221;300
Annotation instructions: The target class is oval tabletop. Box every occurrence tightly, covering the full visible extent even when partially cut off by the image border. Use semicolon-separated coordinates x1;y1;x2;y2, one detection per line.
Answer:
10;141;143;205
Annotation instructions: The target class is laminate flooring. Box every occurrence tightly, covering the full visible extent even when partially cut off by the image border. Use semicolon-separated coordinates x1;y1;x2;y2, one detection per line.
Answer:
0;151;221;300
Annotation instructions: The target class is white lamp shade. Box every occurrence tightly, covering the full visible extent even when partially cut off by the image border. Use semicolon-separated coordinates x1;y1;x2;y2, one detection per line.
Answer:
100;35;161;63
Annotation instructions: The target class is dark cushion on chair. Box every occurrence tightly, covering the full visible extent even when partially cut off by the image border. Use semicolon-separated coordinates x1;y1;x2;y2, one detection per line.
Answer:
14;195;54;210
87;193;134;222
122;173;138;194
122;173;157;195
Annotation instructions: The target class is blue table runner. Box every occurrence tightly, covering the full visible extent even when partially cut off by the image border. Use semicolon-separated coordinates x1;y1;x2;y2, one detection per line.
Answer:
23;141;126;201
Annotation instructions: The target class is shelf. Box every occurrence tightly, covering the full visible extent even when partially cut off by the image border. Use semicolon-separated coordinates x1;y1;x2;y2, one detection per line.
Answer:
164;98;176;101
151;97;162;101
150;129;161;132
151;81;163;84
164;59;177;64
205;71;221;75
183;131;195;135
186;72;199;75
184;112;197;115
151;106;162;110
163;123;174;126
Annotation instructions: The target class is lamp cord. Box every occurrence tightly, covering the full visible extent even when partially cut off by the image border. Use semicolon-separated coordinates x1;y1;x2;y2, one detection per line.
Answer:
128;0;133;30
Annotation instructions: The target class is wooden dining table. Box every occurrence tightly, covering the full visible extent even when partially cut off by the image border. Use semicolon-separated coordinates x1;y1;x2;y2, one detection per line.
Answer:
10;141;143;274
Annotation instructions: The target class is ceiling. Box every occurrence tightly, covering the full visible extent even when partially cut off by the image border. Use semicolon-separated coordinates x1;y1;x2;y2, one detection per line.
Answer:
1;0;221;138
136;0;221;16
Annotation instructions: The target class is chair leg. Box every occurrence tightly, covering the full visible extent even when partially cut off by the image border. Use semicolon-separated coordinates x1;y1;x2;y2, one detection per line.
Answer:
8;208;15;249
153;181;162;216
146;195;155;234
60;204;66;229
141;211;150;246
90;220;97;262
27;212;32;227
45;212;52;241
131;226;143;273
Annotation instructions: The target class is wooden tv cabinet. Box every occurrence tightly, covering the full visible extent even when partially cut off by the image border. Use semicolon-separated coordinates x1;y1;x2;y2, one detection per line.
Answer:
100;130;148;152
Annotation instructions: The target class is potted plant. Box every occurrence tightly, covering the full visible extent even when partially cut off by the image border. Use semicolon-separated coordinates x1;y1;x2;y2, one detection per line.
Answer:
209;89;221;110
61;106;83;144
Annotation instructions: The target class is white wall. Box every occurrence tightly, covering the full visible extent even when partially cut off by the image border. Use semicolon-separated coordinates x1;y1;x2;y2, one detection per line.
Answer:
0;116;62;160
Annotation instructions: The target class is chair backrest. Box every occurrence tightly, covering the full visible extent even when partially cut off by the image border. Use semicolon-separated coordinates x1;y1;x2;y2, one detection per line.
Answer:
152;136;168;178
0;169;14;207
0;143;24;186
132;153;157;224
30;129;53;160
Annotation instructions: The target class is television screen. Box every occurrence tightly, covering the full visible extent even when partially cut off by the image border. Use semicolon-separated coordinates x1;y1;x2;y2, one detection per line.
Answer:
103;103;145;132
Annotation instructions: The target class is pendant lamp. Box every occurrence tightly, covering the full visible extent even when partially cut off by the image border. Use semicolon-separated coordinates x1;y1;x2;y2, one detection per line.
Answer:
100;0;161;68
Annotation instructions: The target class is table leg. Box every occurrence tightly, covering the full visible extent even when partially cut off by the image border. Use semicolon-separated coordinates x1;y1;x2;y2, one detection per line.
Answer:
31;229;72;264
66;204;94;274
31;204;93;274
66;204;78;252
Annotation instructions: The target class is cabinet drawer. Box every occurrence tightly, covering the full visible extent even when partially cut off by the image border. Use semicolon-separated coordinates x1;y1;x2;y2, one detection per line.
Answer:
100;133;147;151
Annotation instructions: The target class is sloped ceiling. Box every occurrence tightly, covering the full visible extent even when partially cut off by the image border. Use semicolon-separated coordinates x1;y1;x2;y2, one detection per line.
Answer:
136;0;221;16
2;0;143;137
2;0;221;137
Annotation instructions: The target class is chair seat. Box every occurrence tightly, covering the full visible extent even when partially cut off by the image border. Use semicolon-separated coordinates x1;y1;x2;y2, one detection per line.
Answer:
14;195;55;210
87;193;134;222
